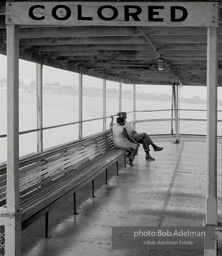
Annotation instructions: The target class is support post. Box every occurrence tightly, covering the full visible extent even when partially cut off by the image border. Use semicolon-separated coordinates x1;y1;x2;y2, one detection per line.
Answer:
173;84;179;143
36;60;43;152
79;73;83;139
176;85;180;137
171;85;174;135
103;79;106;131
119;82;122;112
204;26;218;256
133;84;136;130
6;24;21;256
206;27;218;226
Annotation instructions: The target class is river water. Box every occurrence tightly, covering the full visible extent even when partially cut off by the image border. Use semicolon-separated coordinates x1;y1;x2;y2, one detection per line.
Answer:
0;90;221;163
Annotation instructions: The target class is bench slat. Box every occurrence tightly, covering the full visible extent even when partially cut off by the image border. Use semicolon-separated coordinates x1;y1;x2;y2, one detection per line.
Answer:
0;130;125;230
20;153;108;208
21;149;124;221
20;149;119;209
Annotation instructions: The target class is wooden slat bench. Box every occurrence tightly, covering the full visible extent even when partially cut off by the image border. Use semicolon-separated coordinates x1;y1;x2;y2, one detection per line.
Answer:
0;130;126;237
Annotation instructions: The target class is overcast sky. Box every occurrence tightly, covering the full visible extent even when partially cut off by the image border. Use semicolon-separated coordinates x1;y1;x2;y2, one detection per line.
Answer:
1;54;220;100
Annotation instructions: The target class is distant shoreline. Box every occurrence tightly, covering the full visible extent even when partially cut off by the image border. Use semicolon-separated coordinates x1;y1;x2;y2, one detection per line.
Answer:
0;88;221;106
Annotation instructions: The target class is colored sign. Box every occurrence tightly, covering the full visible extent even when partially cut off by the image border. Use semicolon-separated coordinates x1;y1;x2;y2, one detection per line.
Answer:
6;2;219;27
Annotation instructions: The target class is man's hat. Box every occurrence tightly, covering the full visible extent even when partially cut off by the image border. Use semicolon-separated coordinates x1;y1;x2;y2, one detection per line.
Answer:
116;112;127;118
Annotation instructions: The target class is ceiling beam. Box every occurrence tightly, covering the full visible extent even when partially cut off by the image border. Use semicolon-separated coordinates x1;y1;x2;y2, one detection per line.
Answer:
0;27;141;39
28;44;154;52
16;36;146;46
28;43;222;53
43;49;210;58
5;34;221;46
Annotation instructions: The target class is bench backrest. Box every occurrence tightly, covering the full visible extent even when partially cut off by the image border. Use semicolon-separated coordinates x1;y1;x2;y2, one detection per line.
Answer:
0;130;114;207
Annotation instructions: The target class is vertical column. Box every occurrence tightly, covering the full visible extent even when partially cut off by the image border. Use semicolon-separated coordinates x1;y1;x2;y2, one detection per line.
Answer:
36;61;43;152
103;79;106;131
176;85;180;138
6;24;21;256
173;85;179;143
119;82;122;112
79;73;83;139
206;27;218;226
133;84;136;130
171;85;174;135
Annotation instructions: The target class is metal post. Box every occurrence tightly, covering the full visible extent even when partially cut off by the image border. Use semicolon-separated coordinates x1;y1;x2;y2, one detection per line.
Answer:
171;85;174;135
92;180;95;198
204;26;218;256
36;61;43;152
133;84;136;130
103;79;106;131
73;193;78;215
176;84;180;138
105;169;108;185
173;84;179;143
116;161;119;176
119;82;122;112
6;24;21;256
79;73;83;139
45;212;49;238
206;27;218;226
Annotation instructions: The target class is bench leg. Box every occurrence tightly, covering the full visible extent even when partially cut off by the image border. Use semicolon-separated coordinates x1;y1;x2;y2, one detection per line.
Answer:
124;155;127;167
45;212;49;238
92;179;96;198
116;161;119;176
105;169;108;185
73;192;78;215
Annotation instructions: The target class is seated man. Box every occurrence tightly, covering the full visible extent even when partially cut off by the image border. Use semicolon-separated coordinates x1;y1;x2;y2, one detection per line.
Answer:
110;116;139;166
116;112;163;161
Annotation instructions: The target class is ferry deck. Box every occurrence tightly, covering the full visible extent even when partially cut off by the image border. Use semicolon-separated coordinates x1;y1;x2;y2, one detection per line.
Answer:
0;1;222;256
21;142;222;256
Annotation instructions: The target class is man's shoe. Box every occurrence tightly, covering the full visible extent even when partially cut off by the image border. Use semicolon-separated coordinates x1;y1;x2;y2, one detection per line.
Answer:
127;157;134;166
127;160;134;166
145;154;155;161
152;144;163;152
125;151;131;157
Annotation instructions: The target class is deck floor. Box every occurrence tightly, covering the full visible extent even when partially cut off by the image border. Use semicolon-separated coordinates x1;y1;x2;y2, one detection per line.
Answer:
22;141;222;256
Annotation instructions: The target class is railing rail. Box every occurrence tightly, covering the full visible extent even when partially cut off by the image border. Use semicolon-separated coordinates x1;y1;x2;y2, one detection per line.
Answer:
0;116;110;138
1;108;222;139
1;106;222;165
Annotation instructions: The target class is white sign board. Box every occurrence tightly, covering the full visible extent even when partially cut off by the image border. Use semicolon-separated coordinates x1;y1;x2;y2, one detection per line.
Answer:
6;2;219;27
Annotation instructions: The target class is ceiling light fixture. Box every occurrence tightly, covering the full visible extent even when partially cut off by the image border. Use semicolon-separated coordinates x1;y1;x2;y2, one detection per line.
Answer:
157;57;164;71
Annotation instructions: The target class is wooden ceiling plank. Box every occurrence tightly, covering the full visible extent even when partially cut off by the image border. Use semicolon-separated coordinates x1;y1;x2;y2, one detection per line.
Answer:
28;44;154;52
53;55;215;61
0;26;141;39
17;36;147;46
30;43;222;52
52;52;157;58
12;34;222;46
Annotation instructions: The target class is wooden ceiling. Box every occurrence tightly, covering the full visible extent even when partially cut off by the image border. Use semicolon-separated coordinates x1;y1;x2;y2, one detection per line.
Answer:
0;1;222;86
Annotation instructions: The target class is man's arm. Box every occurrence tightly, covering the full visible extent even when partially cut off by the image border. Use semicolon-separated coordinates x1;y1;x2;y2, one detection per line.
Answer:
123;127;139;146
125;122;137;135
109;116;114;130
